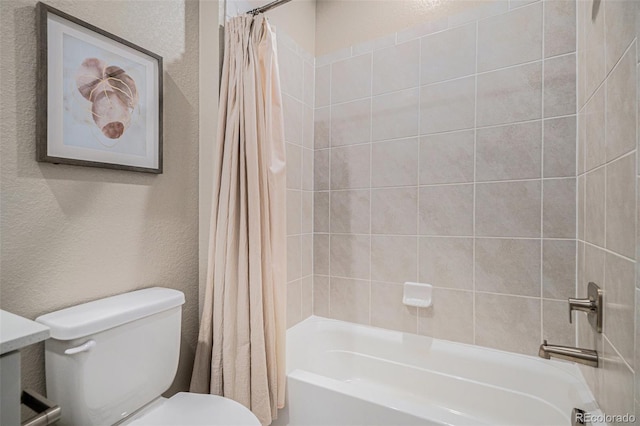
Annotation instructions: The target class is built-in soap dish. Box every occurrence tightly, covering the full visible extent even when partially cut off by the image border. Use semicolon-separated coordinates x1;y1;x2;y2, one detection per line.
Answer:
402;282;432;308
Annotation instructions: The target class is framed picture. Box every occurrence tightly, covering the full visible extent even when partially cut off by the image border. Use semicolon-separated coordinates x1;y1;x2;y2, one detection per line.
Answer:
36;2;163;174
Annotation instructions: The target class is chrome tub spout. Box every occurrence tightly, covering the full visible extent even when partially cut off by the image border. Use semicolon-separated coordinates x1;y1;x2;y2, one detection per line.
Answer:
538;340;598;368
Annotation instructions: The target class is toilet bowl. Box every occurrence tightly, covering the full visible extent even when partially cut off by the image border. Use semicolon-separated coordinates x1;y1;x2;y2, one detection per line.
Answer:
123;393;260;426
36;287;260;426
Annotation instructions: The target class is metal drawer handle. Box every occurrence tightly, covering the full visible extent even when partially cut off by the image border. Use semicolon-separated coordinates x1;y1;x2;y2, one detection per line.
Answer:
21;389;61;426
64;339;96;355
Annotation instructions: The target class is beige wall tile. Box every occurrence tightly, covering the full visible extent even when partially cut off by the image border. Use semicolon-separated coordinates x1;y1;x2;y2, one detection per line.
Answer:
420;22;476;84
330;99;371;147
604;252;635;368
287;189;301;235
371;88;420;141
371;138;419;187
578;175;585;241
635;289;640;404
476;121;542;181
302;191;313;233
544;53;576;118
577;243;584;295
313;275;330;317
604;0;636;74
330;144;371;189
583;243;606;290
585;167;605;247
314;192;330;233
420;76;475;134
330;277;370;325
601;337;635;420
371;187;418;235
543;240;576;299
301;276;313;319
577;110;586;175
284;94;304;145
477;2;542;72
585;85;606;171
419;185;474;236
303;105;314;149
314;148;330;190
330;190;370;234
606;154;636;259
419;131;475;185
302;148;314;190
544;116;576;178
576;0;587;109
584;0;606;99
303;60;314;107
287;142;302;189
477;62;542;127
475;292;541;355
330;234;370;279
314;106;330;149
418;237;473;290
418;288;474;344
301;234;313;277
371;236;418;283
331;54;372;104
476;181;541;237
315;64;330;107
288;235;302;281
544;0;576;58
371;281;418;333
606;46;637;162
287;279;302;327
542;299;576;346
543;178;576;238
475;238;541;297
313;234;330;275
372;40;420;95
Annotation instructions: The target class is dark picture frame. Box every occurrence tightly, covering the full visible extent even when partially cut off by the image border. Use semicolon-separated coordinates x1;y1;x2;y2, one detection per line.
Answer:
36;2;163;174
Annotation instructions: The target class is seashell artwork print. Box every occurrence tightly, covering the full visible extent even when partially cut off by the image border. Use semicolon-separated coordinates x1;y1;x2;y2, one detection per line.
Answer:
75;58;139;140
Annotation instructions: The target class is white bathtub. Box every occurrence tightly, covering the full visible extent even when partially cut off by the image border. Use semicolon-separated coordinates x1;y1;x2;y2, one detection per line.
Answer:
273;316;603;426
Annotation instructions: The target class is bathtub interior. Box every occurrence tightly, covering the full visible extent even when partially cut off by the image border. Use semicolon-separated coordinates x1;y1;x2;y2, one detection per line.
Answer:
282;316;601;426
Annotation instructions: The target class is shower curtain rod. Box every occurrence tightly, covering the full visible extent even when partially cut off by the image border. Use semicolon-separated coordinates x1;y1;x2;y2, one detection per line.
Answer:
248;0;292;15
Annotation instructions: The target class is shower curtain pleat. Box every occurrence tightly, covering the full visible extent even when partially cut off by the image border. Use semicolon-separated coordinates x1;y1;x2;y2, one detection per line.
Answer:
190;15;287;425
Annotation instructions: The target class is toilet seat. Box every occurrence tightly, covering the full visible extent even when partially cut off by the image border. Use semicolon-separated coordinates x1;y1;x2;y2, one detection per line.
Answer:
126;392;261;426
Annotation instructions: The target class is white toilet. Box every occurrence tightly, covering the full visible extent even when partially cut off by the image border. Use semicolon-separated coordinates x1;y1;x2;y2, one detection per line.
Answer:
35;287;260;426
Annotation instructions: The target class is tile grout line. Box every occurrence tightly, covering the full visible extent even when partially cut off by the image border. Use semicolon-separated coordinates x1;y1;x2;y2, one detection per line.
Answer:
299;48;304;322
472;19;479;346
574;0;580;347
417;33;423;334
327;61;332;318
540;0;546;345
368;52;373;327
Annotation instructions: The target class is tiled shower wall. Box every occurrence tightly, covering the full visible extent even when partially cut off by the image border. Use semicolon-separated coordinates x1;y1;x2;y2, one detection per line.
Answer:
575;0;638;417
312;0;578;356
278;33;315;327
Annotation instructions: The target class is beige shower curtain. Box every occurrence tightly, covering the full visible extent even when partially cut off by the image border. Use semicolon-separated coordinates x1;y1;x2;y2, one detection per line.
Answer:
190;14;286;425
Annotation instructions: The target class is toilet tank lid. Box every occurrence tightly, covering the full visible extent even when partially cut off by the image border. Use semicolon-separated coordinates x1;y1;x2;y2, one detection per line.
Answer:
35;287;185;340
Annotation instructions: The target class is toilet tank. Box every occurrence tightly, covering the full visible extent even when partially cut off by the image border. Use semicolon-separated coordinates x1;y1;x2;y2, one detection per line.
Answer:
36;287;185;426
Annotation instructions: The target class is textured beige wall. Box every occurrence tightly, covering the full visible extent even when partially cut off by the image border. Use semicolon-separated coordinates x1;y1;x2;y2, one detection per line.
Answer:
315;0;497;55
0;0;200;398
